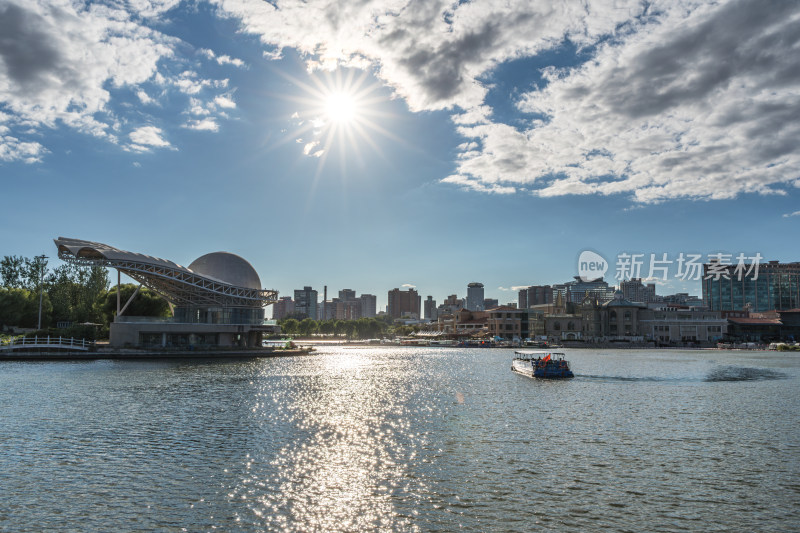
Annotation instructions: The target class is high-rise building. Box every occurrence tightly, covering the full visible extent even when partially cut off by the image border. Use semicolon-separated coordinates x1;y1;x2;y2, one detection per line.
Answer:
554;278;614;304
294;286;318;319
339;289;356;301
424;296;437;320
620;278;657;303
484;298;499;309
272;296;295;320
437;294;465;317
519;285;553;308
360;294;377;318
387;287;421;319
466;282;485;311
702;260;800;312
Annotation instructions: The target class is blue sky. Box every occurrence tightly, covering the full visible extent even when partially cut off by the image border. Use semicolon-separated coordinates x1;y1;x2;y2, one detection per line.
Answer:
1;0;799;313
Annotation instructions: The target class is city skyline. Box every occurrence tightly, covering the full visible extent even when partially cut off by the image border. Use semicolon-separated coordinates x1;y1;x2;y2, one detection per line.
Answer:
2;1;799;313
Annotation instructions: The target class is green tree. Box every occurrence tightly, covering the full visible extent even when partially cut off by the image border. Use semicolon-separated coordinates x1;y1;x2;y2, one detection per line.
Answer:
100;284;171;323
318;320;335;336
298;317;317;337
47;264;110;324
281;318;299;336
333;320;347;337
0;288;51;329
343;321;357;339
0;256;25;288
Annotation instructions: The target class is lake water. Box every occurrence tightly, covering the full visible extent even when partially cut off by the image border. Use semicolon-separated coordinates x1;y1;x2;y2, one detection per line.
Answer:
1;347;798;532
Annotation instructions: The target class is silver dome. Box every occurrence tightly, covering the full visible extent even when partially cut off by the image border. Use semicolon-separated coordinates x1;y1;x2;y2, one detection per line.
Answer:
188;252;262;290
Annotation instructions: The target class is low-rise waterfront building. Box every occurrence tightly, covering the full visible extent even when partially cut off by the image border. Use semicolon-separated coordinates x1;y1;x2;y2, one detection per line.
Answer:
638;309;727;345
55;237;278;348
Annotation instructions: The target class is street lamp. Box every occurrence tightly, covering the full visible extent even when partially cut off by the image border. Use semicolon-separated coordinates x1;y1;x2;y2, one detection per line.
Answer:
37;254;47;330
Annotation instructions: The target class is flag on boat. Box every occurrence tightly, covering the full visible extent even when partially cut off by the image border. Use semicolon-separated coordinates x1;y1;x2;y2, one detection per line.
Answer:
542;354;551;362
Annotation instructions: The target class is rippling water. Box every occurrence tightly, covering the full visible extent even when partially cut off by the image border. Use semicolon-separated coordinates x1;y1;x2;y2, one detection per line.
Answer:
1;348;798;532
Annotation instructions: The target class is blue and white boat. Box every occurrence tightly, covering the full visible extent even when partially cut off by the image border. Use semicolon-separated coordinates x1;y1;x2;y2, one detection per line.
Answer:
512;350;574;379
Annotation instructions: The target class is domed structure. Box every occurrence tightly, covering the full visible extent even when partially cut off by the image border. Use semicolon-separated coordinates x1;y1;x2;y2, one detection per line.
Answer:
189;252;262;289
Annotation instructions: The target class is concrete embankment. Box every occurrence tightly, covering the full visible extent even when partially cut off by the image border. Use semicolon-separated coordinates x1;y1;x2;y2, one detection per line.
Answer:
0;348;314;361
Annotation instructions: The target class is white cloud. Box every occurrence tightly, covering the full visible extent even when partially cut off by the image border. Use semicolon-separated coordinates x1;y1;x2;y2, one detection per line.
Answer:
451;1;800;202
783;211;800;218
199;48;246;68
128;125;171;151
0;0;234;163
212;0;800;203
3;0;798;204
401;283;416;289
0;133;46;163
184;118;219;132
302;141;319;155
136;90;154;105
214;94;237;109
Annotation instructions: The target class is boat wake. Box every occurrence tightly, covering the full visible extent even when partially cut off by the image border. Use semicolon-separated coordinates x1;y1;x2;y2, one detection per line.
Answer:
577;375;673;383
704;366;787;382
576;366;788;383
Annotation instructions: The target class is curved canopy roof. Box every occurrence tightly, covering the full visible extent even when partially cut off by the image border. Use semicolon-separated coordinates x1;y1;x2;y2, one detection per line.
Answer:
54;237;278;308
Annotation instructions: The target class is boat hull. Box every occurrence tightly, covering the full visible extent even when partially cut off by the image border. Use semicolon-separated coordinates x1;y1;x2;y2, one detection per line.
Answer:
512;358;574;379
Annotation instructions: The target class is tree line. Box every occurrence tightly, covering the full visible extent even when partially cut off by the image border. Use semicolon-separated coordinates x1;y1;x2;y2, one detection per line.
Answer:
1;255;169;338
278;316;420;339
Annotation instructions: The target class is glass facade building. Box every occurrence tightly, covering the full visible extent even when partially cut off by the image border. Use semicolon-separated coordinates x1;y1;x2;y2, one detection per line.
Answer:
702;261;800;311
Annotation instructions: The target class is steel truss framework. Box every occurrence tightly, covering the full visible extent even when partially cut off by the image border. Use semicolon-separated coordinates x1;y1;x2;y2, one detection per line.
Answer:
55;237;278;308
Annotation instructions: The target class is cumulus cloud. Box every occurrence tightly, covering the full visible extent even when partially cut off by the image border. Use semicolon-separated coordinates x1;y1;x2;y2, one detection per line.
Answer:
783;211;800;218
199;48;246;68
213;0;800;203
452;0;800;203
128;125;171;152
184;118;219;132
0;0;235;163
3;0;798;204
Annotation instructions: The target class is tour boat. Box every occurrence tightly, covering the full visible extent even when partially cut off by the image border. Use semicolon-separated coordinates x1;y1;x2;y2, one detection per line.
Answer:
512;350;574;379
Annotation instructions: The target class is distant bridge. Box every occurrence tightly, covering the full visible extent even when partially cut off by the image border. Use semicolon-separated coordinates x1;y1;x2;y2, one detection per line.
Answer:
0;336;94;352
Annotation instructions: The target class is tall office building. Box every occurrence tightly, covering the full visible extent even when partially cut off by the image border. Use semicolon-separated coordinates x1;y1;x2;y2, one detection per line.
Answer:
424;296;437;320
466;282;485;311
484;298;499;309
519;285;553;308
272;296;295;320
339;289;356;301
554;278;614;304
294;286;318;319
387;287;421;319
702;260;800;312
360;294;377;318
620;278;657;303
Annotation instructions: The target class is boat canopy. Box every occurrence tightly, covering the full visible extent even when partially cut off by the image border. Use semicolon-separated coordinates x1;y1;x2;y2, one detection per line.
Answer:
514;350;567;359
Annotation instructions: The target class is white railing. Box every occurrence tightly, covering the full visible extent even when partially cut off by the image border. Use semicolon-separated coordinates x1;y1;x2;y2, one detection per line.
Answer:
0;336;94;351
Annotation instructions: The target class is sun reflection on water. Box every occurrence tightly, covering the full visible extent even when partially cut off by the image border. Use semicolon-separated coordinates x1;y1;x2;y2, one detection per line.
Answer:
231;348;425;531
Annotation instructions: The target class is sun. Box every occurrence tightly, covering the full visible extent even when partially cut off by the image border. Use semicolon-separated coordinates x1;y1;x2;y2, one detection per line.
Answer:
279;67;403;168
325;92;357;124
